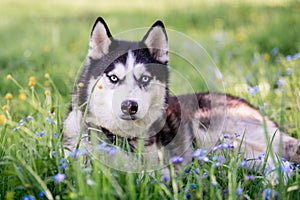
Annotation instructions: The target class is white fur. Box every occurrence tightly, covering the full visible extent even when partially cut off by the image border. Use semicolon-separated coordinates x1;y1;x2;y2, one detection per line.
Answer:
63;110;84;154
126;51;136;70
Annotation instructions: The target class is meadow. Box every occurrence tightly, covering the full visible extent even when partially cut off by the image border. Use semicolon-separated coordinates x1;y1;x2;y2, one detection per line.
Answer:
0;0;300;199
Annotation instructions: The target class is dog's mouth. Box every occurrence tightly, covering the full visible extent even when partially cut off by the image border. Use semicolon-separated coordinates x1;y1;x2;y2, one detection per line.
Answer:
120;115;138;121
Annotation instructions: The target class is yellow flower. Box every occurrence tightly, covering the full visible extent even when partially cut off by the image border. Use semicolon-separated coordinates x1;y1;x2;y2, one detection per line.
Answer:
18;92;27;101
44;90;51;96
44;81;50;87
5;93;13;101
44;73;50;79
29;76;36;82
6;74;12;80
78;82;84;88
2;105;9;111
28;80;35;87
28;76;36;87
98;84;103;89
237;33;245;42
263;53;270;61
0;114;6;125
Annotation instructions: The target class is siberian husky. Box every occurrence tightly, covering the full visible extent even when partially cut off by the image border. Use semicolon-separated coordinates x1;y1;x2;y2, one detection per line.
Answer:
63;17;300;172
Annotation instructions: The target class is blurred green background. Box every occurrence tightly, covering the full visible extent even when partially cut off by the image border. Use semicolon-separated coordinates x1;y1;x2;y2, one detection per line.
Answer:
1;0;299;111
0;1;300;199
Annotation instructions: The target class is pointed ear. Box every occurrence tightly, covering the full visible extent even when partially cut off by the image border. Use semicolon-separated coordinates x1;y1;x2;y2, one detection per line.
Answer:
88;17;112;59
142;20;168;64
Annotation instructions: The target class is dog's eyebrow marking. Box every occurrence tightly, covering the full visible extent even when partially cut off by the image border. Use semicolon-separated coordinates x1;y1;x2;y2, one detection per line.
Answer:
126;50;136;71
107;63;126;80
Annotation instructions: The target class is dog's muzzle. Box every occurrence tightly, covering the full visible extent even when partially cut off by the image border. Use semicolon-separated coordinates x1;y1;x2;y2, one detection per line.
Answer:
121;100;138;120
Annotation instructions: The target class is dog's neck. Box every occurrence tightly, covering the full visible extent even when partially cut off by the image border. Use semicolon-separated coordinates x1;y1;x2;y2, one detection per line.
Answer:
87;113;167;150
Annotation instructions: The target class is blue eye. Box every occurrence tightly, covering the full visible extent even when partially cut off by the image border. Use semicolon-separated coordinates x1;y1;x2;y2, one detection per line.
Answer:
142;76;149;83
140;75;152;84
108;75;119;83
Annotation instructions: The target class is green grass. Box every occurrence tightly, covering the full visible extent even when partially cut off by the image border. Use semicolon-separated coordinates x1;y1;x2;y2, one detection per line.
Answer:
1;0;300;199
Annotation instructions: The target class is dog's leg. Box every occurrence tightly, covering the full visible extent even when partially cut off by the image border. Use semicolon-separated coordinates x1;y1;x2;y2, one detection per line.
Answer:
193;95;299;168
63;109;86;156
227;115;299;164
282;133;300;163
216;102;300;173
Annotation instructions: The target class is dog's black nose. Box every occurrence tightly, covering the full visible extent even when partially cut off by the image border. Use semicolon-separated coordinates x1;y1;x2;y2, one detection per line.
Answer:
121;100;138;115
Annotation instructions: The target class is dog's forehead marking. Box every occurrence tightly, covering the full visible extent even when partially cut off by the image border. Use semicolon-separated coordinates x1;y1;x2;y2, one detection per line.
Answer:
126;51;151;79
126;50;136;71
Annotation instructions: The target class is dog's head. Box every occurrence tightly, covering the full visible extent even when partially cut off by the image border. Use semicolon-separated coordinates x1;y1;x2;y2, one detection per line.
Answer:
82;17;169;138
